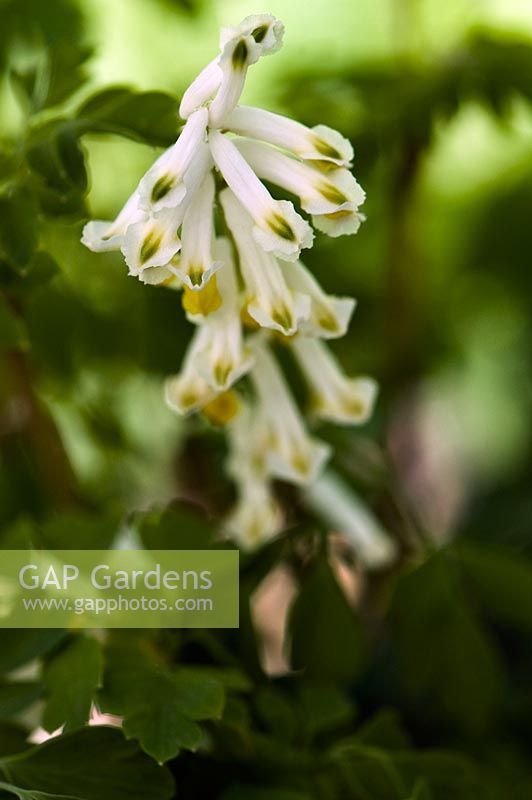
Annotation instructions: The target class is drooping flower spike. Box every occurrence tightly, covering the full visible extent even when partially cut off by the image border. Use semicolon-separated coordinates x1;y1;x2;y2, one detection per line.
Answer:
83;13;381;554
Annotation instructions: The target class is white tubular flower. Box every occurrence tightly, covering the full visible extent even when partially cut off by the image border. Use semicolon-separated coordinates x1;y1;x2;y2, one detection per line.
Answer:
224;402;282;548
225;477;282;550
208;35;261;128
169;171;221;290
220;14;284;57
81;189;145;253
303;471;397;569
236;138;365;217
224;106;353;167
220;189;310;336
138;107;209;212
226;401;270;482
290;337;377;425
165;327;216;416
121;206;183;276
251;341;330;486
181;15;283;124
192;238;254;391
179;58;222;119
122;143;211;277
210;130;313;261
278;260;356;339
312;208;366;238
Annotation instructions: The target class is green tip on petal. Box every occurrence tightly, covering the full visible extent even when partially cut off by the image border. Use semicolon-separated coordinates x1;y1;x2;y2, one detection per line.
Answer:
151;174;175;203
318;181;349;205
214;361;233;387
232;39;249;70
251;24;268;43
317;311;340;333
271;305;294;333
267;213;296;242
313;136;343;161
140;229;163;264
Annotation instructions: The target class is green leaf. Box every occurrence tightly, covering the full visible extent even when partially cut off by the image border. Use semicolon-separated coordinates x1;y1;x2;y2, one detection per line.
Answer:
356;709;411;751
0;299;28;351
75;88;180;147
390;550;504;734
0;722;32;757
139;503;217;550
254;686;297;743
19;252;59;291
289;544;366;682
405;779;432;800
172;669;225;720
222;788;311;800
457;542;532;633
0;187;39;268
298;681;354;738
0;779;81;800
0;682;42;719
394;751;497;800
42;635;103;733
38;511;120;551
0;727;173;800
26;121;87;216
0;631;66;674
177;666;251;693
123;695;203;764
100;637;224;762
331;744;407;800
43;44;93;110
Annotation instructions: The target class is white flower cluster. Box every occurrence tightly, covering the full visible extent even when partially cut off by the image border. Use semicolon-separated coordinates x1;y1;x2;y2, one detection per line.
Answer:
82;13;377;549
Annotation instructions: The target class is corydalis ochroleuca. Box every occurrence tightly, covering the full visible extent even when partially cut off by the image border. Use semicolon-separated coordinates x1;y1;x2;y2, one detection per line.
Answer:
82;13;377;550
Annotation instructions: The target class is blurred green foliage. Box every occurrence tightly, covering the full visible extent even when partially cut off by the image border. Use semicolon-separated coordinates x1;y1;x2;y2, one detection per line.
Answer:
0;0;531;798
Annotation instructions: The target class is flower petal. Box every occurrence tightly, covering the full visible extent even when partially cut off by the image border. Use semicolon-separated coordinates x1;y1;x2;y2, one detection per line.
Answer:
250;340;331;485
138;265;179;286
304;471;397;569
225;477;282;550
291;336;378;425
193;237;254;390
220;188;310;335
209;35;261;127
236;138;365;216
312;210;366;238
138;107;209;212
81;189;145;252
170;171;222;290
121;206;182;275
211;131;313;261
179;57;223;119
224;106;353;166
279;259;356;338
165;327;217;415
220;14;284;57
